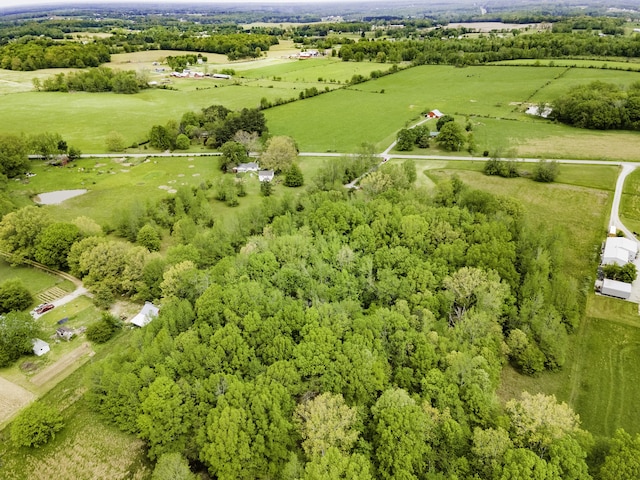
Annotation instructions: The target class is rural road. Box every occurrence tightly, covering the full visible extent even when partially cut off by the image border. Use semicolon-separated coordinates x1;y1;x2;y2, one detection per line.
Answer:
610;163;638;241
80;144;639;242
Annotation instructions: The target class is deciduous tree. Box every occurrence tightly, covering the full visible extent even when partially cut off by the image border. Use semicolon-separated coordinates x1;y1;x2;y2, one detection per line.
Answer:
10;402;64;447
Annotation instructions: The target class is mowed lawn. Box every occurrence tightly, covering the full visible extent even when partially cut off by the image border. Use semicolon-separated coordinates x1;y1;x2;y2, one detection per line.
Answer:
620;168;640;235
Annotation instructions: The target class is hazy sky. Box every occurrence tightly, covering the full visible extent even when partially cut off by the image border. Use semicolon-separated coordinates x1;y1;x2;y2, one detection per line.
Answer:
1;0;360;8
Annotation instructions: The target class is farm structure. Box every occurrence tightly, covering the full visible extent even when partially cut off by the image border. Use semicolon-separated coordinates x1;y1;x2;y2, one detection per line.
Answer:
56;326;75;341
130;302;160;328
32;339;50;356
234;162;260;173
600;278;632;300
426;109;444;118
602;236;638;266
259;170;275;182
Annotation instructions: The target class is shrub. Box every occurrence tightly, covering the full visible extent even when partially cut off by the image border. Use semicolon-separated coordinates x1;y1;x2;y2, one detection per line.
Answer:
0;279;33;314
11;403;64;447
533;159;558;183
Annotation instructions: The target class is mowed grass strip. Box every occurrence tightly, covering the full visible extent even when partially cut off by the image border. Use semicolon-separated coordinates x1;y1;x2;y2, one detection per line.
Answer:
620;168;640;235
570;296;640;437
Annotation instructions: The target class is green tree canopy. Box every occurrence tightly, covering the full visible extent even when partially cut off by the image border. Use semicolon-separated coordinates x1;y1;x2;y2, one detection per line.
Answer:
0;279;33;314
10;402;64;448
0;134;29;178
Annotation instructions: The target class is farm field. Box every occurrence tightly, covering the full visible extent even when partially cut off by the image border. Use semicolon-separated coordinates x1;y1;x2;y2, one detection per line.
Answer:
424;162;611;281
0;60;638;157
0;258;74;304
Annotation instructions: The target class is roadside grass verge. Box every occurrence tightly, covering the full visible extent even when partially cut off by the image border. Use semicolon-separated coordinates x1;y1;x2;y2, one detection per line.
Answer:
620;168;640;235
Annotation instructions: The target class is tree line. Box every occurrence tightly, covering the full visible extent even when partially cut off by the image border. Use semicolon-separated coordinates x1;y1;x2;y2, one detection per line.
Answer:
338;32;640;66
34;67;149;94
0;37;110;71
551;81;640;131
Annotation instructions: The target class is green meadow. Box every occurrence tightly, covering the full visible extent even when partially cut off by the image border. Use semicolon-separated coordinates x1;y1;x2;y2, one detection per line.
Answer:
0;59;638;157
620;169;640;234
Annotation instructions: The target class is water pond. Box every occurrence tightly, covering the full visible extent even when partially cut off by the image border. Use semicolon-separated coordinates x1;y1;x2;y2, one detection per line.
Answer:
33;189;88;205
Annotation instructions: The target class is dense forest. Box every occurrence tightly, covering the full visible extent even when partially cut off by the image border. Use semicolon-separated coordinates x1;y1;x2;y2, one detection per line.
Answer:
71;168;586;478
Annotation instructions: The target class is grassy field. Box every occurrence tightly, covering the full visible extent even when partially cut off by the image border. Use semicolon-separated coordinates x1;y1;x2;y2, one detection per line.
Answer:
494;59;640;71
500;295;640;438
1;60;639;157
620;169;640;234
0;259;74;300
424;163;611;280
0;343;151;480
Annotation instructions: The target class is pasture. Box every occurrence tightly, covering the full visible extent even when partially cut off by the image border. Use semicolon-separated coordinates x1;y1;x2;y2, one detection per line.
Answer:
424;162;610;281
0;60;638;157
432;164;640;438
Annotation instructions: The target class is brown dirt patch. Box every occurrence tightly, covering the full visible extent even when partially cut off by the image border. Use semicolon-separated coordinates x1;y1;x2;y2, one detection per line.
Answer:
0;376;36;424
29;343;94;387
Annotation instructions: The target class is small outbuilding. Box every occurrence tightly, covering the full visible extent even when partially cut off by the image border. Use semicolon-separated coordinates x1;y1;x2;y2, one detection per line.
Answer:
601;278;632;300
131;302;160;328
56;326;75;341
32;339;50;356
258;170;275;182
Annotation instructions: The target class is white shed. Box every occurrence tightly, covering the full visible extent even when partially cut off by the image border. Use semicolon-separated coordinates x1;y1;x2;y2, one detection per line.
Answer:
603;237;638;266
601;278;632;300
131;302;160;327
32;339;50;356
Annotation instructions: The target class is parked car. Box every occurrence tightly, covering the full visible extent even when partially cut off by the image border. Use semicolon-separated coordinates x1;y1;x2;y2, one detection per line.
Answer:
35;303;54;314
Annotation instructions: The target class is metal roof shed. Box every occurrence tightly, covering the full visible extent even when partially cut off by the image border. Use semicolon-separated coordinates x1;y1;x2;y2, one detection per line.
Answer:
601;278;632;300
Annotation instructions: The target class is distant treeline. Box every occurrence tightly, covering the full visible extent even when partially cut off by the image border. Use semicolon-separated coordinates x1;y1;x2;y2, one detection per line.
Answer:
106;29;279;60
34;67;149;94
0;38;110;70
338;32;640;66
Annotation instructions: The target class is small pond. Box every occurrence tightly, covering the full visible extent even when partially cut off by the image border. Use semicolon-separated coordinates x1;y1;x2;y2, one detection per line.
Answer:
33;189;88;205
